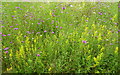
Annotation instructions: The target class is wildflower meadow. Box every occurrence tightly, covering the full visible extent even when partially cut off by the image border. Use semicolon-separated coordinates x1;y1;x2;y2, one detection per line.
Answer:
1;2;119;73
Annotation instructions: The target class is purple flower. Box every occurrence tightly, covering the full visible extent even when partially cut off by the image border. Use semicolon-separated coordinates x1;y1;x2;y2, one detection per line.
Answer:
44;30;47;32
37;54;40;56
93;7;96;8
4;47;9;50
103;21;106;22
24;35;27;37
36;32;40;34
82;41;87;43
2;35;6;36
69;24;73;25
98;12;102;15
56;26;58;28
52;20;54;24
12;16;15;17
62;7;66;10
52;32;54;34
16;7;20;9
37;23;40;24
1;26;4;27
5;51;8;53
14;28;19;30
21;41;24;43
26;31;30;33
16;24;18;25
10;26;13;27
118;6;120;8
0;33;2;34
60;27;62;29
114;23;118;25
110;43;113;45
8;34;11;36
118;30;120;32
10;42;12;43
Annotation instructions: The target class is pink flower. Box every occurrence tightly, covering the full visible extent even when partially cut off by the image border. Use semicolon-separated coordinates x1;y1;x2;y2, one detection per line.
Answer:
56;26;58;28
5;51;8;53
62;7;66;10
4;47;9;50
60;27;62;29
8;34;11;36
10;26;13;27
14;28;19;30
37;54;40;56
37;23;40;24
82;41;87;43
2;35;6;36
44;30;47;32
52;32;54;34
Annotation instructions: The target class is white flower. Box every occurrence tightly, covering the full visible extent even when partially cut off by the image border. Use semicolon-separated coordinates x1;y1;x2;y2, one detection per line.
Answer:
70;5;73;7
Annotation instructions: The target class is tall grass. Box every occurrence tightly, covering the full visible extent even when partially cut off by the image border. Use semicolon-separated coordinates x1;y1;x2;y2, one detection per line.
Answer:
1;2;119;73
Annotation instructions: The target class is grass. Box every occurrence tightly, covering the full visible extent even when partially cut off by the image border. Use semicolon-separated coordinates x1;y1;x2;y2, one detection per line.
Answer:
1;2;119;73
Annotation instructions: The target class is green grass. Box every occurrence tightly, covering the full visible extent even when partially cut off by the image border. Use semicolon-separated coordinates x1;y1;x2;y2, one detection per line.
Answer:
1;2;119;73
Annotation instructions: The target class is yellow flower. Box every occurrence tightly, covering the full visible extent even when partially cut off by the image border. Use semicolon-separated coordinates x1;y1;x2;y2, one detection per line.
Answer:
14;11;16;13
115;47;118;54
48;67;52;71
7;67;12;71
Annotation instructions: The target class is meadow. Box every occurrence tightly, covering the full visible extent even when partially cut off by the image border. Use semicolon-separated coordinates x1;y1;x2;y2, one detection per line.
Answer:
1;2;119;73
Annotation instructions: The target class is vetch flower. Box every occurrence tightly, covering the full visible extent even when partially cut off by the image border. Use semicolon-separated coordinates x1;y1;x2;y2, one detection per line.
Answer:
60;27;62;29
110;18;112;20
21;41;24;43
4;47;9;50
62;7;66;10
52;32;54;34
24;35;27;37
36;32;40;34
114;23;118;25
37;54;40;56
14;28;19;30
12;16;15;17
118;30;120;32
2;35;6;36
1;26;4;27
10;42;12;43
110;43;113;45
10;26;13;27
56;26;58;28
16;7;20;9
8;34;11;36
5;51;8;53
37;23;40;24
98;12;102;15
82;40;87;43
44;30;47;32
13;18;16;19
69;24;73;25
